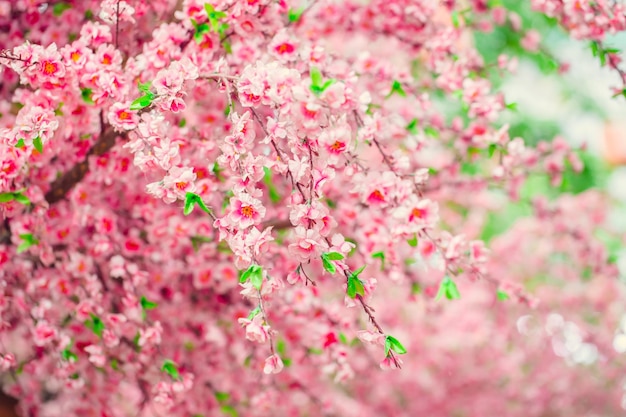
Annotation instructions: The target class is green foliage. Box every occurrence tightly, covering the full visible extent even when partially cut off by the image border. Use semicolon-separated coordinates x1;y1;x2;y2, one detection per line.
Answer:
384;335;407;355
497;289;510;301
346;266;366;298
190;235;212;252
17;233;39;254
33;136;43;154
84;313;105;337
81;88;94;104
309;67;336;96
130;94;154;111
371;251;386;270
406;118;419;134
386;80;407;98
474;0;562;76
263;167;282;204
184;192;213;216
161;359;181;380
321;252;344;274
0;191;30;205
240;264;263;290
288;7;305;22
436;277;461;300
52;2;72;16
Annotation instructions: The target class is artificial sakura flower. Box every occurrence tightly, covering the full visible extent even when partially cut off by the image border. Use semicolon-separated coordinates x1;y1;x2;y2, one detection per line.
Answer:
107;102;139;131
288;226;328;263
84;345;106;368
379;355;403;370
393;196;439;232
229;192;266;229
263;354;284;374
32;321;57;346
238;314;270;344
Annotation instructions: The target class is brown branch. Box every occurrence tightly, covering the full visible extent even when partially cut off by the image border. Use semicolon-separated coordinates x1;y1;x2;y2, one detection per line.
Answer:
45;127;123;204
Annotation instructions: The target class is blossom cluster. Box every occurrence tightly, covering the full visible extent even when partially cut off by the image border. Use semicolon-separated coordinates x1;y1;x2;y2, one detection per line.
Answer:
0;1;624;416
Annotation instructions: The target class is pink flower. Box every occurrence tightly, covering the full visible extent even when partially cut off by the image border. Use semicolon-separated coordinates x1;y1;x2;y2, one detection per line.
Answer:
36;43;65;82
238;314;270;344
33;321;57;346
356;330;385;346
320;82;348;109
107;102;139;131
193;268;213;289
138;322;163;347
160;166;197;203
520;30;541;52
379;355;403;370
263;354;284;374
269;30;298;61
288;226;327;263
393;197;439;231
84;345;106;368
0;354;16;371
229;193;266;228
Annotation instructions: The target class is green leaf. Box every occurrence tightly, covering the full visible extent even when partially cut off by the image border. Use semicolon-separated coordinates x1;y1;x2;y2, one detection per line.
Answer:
351;265;366;278
214;391;230;404
451;10;460;28
247;306;261;320
190;235;212;252
262;167;281;204
0;193;14;203
53;2;72;16
436;277;461;300
488;144;497;158
321;255;336;274
140;296;158;310
496;289;510;301
220;405;238;417
204;4;228;32
411;282;422;295
133;332;141;350
138;81;152;94
276;339;287;356
129;94;154;111
385;335;407;355
310;67;323;88
371;251;385;270
84;313;105;337
407;235;418;247
184;192;213;216
161;359;180;380
241;264;263;290
346;275;365;299
193;21;210;42
288;7;305;22
321;79;336;91
110;358;119;370
13;192;30;206
17;233;39;254
61;348;78;362
505;102;518;111
406;118;419;134
81;88;94;104
387;80;407;98
15;139;25;148
32;136;43;154
338;332;348;345
423;126;439;138
325;252;344;261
